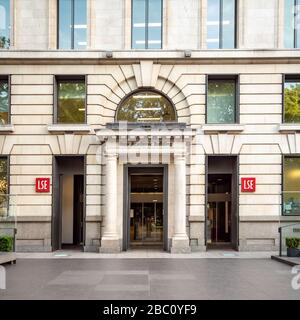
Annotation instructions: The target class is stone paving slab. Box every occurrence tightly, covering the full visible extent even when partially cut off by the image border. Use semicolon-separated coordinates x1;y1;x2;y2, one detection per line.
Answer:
1;258;300;300
16;250;278;260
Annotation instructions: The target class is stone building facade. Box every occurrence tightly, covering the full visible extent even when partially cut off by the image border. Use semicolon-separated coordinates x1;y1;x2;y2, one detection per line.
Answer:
0;0;299;253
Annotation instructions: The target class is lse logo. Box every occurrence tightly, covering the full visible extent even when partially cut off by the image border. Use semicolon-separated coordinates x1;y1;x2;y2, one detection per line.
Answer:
36;178;50;193
241;177;256;192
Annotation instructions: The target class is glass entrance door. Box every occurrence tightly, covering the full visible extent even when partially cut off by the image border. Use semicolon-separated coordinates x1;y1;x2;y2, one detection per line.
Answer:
127;170;164;248
130;202;163;245
207;173;232;245
207;201;231;243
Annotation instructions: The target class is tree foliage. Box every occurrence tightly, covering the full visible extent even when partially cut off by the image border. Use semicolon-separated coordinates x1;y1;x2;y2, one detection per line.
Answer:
0;159;7;195
0;81;8;124
57;82;85;123
0;36;10;49
285;83;300;122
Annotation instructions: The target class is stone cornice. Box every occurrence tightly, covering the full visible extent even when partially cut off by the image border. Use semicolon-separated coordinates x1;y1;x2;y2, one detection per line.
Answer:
1;49;300;64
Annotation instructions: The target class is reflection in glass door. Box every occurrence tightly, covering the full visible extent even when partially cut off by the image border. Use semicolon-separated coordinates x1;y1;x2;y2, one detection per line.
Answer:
130;202;163;245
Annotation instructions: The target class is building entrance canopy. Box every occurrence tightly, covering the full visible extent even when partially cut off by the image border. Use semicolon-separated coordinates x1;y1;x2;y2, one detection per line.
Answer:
95;122;195;253
95;122;195;162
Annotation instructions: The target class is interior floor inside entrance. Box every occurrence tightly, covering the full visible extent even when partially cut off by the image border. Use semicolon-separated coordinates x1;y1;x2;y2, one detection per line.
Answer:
130;173;164;247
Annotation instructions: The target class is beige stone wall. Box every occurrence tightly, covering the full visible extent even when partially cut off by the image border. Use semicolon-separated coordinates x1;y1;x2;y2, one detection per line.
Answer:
0;61;300;251
5;0;289;50
0;0;298;252
241;0;278;49
14;0;49;50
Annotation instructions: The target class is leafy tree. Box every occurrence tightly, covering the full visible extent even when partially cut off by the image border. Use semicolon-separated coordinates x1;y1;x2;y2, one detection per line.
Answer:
0;81;8;124
0;36;10;49
285;83;300;122
58;82;85;123
0;159;7;195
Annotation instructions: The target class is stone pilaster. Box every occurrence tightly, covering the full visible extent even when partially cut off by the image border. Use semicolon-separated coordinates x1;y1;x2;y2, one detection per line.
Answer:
99;151;121;253
171;154;191;253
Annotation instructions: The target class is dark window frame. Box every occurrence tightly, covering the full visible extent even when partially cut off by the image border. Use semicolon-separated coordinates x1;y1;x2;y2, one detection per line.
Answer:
54;75;87;124
205;74;240;124
0;75;11;125
282;74;300;123
207;0;238;49
282;155;300;216
131;0;163;49
57;0;87;49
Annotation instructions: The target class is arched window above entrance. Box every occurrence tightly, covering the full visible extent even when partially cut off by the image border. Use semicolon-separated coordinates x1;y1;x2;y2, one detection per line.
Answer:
116;91;176;122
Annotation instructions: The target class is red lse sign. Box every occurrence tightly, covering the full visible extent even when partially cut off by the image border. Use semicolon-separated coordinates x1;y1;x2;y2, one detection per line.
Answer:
36;178;50;193
241;177;256;192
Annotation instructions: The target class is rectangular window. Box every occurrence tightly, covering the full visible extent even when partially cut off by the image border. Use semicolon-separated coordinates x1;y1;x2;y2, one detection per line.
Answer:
132;0;162;49
0;157;8;217
56;76;86;124
284;0;300;48
0;76;9;124
58;0;87;49
207;76;237;124
284;75;300;123
0;0;10;49
207;0;236;49
283;157;300;216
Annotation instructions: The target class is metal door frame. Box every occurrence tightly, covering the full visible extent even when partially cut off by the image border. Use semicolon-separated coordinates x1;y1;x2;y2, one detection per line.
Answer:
123;164;168;251
205;155;239;250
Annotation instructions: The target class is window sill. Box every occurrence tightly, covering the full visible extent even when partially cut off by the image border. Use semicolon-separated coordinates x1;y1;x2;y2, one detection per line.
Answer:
47;124;91;134
0;124;15;134
278;124;300;133
280;215;300;220
201;124;245;134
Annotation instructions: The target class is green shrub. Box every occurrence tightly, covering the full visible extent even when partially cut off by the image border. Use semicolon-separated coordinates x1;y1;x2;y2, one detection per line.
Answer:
286;237;300;249
0;236;13;252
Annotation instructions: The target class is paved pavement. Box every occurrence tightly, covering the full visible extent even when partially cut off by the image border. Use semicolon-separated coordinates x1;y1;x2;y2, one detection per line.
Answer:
1;258;300;300
16;249;278;259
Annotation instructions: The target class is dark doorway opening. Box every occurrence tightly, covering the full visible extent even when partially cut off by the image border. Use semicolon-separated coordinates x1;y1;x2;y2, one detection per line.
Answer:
207;174;232;243
123;166;168;251
206;156;238;250
52;156;85;251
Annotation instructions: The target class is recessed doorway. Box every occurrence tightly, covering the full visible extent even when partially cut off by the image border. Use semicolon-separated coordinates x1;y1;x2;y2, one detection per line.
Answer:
206;156;238;250
123;166;168;251
207;174;232;244
52;156;85;251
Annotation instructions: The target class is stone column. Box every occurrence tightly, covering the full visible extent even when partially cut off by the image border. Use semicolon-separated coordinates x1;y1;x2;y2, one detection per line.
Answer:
171;154;191;253
99;152;121;253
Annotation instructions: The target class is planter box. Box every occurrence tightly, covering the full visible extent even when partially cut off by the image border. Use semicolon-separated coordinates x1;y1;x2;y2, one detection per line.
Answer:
287;248;300;258
0;252;16;265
